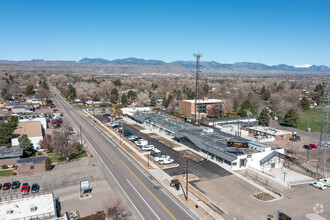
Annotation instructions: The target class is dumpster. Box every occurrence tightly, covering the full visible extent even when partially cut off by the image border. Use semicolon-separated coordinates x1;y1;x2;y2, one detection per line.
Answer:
170;179;180;190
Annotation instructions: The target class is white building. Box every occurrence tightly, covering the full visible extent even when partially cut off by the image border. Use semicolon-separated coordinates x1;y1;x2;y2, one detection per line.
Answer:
12;121;43;150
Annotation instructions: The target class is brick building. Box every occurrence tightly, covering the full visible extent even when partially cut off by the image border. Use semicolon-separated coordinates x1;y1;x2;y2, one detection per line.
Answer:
16;156;47;174
247;126;292;141
178;97;225;119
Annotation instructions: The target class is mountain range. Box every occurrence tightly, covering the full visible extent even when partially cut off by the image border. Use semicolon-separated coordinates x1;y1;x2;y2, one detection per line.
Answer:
1;57;330;74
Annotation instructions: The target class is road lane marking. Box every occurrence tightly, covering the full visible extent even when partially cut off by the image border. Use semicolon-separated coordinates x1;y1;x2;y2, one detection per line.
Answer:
127;179;161;220
54;88;177;220
52;90;141;220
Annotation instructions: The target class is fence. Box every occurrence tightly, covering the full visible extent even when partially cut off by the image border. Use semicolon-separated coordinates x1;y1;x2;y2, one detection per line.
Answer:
0;189;54;203
248;166;289;188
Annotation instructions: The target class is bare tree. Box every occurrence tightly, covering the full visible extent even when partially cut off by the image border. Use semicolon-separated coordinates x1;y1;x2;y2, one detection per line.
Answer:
136;92;150;106
52;130;78;160
103;195;131;220
35;88;51;105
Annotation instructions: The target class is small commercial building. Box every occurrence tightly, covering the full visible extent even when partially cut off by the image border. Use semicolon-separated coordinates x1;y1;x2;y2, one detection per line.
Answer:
178;98;225;119
11;121;43;150
247;126;292;141
0;146;23;166
16;156;47;174
0;193;57;219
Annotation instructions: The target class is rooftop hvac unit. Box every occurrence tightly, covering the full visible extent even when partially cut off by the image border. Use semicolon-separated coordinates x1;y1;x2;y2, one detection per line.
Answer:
6;209;13;214
30;204;37;212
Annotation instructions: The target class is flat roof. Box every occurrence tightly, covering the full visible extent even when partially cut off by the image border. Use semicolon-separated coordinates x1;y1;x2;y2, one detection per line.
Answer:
181;99;224;104
14;121;42;138
249;126;292;136
16;156;47;165
0;146;23;159
0;193;56;219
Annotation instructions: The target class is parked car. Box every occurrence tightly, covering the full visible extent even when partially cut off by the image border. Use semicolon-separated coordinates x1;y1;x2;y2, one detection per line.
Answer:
12;181;20;189
128;136;138;141
310;181;326;190
3;182;11;190
159;158;174;165
303;145;312;150
21;183;29;194
309;144;318;148
154;155;170;162
150;149;162;157
141;145;155;151
31;184;39;193
319;178;330;187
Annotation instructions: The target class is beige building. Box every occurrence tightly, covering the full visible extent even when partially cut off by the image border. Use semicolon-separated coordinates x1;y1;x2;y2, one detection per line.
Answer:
178;97;225;119
12;121;43;150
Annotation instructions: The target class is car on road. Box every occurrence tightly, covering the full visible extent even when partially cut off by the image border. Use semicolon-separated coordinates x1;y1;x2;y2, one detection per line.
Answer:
309;144;318;148
159;158;174;165
12;181;20;189
21;183;29;194
3;182;11;190
141;145;155;151
310;181;326;190
154;155;170;162
303;145;312;150
31;184;39;193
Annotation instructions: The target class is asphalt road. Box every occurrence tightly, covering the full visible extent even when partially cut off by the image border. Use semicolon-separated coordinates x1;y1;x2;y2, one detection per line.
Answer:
50;87;197;220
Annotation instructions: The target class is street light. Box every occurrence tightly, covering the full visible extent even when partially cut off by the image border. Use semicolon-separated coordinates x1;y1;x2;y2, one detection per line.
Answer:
283;172;287;182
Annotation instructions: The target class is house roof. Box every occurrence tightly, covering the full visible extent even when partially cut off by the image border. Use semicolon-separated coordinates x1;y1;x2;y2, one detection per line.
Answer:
16;156;47;165
181;99;224;104
0;146;23;159
14;121;42;137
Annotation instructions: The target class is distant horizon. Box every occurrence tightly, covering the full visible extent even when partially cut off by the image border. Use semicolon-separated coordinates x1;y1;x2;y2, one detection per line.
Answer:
1;1;330;66
0;57;326;68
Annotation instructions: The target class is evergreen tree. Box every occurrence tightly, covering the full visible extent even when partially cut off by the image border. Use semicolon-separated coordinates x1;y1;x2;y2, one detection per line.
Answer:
45;157;52;171
25;85;35;95
300;96;310;111
259;108;270;126
121;93;127;106
110;88;119;102
238;100;255;116
150;96;157;106
113;79;122;87
162;96;168;108
18;134;34;156
284;109;299;127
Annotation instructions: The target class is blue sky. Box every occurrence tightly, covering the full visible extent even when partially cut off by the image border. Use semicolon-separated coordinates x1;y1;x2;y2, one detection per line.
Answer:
1;0;330;66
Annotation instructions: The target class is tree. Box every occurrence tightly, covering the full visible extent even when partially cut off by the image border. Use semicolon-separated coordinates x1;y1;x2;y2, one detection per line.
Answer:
111;88;119;102
121;93;127;106
25;84;35;95
51;118;63;127
38;134;52;152
259;108;270;126
103;196;131;220
127;90;137;100
18;134;34;156
284;109;299;127
136;92;150;106
52;130;78;160
45;157;52;171
113;79;122;87
263;89;271;101
150;96;157;106
35;88;51;105
237;100;255;117
162;96;169;108
300;96;310;111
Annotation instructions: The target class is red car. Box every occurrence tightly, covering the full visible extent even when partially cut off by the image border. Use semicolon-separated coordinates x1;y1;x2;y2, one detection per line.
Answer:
21;183;29;194
309;144;318;148
3;182;11;190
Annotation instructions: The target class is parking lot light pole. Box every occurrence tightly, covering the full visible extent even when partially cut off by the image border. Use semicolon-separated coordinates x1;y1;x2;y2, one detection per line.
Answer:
283;172;287;182
148;154;149;167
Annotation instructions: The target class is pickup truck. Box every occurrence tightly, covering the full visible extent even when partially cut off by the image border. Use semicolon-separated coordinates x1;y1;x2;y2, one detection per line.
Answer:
141;145;154;151
154;155;170;162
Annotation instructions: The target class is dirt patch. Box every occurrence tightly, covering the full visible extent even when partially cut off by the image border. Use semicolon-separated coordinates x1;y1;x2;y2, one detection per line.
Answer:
129;124;145;130
173;173;199;182
252;192;275;201
179;150;205;162
147;135;181;149
162;179;171;187
178;194;215;220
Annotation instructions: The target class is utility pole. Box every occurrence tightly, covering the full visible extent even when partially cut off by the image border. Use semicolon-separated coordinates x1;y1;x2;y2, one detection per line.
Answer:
80;125;83;146
121;118;124;150
185;156;189;201
194;53;202;127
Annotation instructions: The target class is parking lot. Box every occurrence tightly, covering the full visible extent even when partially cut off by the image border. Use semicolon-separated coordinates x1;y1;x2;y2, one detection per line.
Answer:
0;157;114;217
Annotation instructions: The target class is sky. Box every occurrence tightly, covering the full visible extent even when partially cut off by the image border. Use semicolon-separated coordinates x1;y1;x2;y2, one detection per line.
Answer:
1;0;330;66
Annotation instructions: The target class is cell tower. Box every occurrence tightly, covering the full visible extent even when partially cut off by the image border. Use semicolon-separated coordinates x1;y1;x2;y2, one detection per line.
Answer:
316;83;329;178
194;53;202;126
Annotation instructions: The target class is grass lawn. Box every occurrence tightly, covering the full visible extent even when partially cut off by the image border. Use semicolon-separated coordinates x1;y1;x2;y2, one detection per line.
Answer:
0;170;13;176
48;153;66;163
297;109;329;133
71;151;87;160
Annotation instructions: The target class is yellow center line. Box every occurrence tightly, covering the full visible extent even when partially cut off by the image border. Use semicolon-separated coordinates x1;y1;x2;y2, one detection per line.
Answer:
69;110;115;165
70;108;177;220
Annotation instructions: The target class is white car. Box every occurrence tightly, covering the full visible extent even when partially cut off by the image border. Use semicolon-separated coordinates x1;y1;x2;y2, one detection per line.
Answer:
319;178;330;187
159;158;174;165
141;145;154;151
310;181;326;190
154;155;170;162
